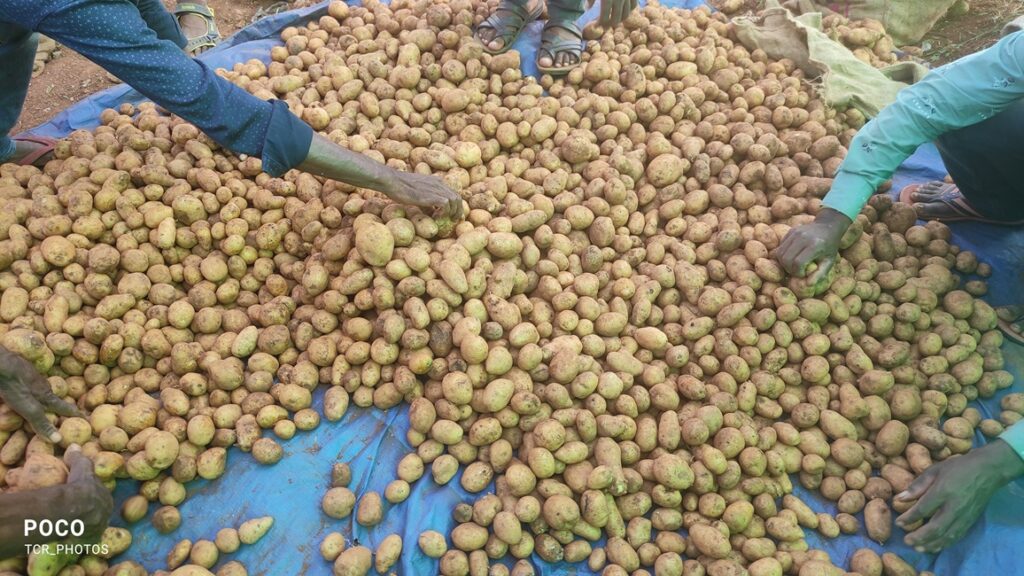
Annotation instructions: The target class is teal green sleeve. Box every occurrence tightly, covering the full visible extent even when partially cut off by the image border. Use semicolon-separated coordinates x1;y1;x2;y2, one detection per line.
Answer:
1000;421;1024;464
822;31;1024;221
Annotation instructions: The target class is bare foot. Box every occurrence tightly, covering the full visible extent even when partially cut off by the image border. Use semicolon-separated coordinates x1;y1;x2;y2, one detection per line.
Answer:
475;0;540;53
176;0;218;55
537;25;581;69
905;181;972;220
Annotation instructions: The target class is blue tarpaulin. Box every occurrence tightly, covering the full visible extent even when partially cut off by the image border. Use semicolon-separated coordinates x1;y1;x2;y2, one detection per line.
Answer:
17;1;1024;574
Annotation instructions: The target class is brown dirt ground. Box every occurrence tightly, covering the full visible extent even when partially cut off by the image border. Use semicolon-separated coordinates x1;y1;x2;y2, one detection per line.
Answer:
921;0;1024;64
13;0;280;134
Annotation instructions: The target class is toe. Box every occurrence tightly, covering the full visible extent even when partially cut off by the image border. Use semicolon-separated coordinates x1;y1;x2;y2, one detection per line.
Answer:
913;201;952;220
488;37;505;51
538;53;553;66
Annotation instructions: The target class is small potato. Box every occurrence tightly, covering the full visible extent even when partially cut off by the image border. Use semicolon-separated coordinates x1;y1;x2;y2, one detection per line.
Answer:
419;530;448;558
238;516;274;545
322;487;356;519
356;491;383;527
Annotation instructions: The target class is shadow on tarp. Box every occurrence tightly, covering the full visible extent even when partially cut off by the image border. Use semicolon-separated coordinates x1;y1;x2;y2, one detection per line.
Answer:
18;0;1024;573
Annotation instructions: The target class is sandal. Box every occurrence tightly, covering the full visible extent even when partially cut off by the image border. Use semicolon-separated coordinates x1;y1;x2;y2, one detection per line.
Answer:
11;136;58;167
536;20;584;76
475;0;544;55
174;2;222;56
997;306;1024;347
898;182;1024;225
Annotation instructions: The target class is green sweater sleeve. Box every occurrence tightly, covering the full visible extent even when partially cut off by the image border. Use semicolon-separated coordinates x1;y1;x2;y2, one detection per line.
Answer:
823;31;1024;221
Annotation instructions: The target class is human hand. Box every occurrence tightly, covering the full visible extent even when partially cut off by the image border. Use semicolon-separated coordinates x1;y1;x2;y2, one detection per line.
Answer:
599;0;637;27
383;172;464;221
895;440;1024;553
775;207;851;280
62;445;113;542
0;348;80;443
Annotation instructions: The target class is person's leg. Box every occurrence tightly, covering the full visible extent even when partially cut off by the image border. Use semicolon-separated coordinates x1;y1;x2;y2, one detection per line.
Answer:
0;22;40;163
475;0;542;54
904;99;1024;223
131;0;187;47
131;0;219;55
34;0;310;175
537;0;586;73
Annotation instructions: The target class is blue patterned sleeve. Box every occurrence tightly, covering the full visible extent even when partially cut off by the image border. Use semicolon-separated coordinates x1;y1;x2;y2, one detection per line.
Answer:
30;0;311;176
824;31;1024;220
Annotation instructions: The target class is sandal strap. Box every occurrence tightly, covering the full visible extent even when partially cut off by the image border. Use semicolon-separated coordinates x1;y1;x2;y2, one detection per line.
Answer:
12;136;57;167
185;33;219;54
538;21;583;57
479;1;543;39
174;2;215;19
931;185;986;219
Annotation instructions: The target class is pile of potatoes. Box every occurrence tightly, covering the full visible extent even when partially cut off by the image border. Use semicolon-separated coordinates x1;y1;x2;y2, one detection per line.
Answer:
0;0;1012;575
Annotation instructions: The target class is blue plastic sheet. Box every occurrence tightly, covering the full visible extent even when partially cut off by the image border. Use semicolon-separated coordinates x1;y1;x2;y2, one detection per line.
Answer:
17;1;1024;574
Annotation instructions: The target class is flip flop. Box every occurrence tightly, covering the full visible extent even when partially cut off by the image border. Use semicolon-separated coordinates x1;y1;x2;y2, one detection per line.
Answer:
174;2;222;56
536;21;583;76
11;136;58;167
475;0;544;55
898;182;1024;225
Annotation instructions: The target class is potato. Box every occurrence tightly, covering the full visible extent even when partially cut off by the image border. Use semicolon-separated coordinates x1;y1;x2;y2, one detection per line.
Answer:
322;487;356;519
850;548;883;576
354;222;394;267
215;528;240;554
238;516;274;545
321;532;346;562
99;526;133;558
375;534;402;573
689;523;731;559
419;530;448;558
153;505;182;533
188;539;218;568
333;546;372;576
356;491;383;527
6;453;67;492
864;498;892;543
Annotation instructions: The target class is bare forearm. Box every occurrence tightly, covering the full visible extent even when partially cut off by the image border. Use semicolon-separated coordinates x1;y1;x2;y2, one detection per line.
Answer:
295;134;393;192
0;488;71;559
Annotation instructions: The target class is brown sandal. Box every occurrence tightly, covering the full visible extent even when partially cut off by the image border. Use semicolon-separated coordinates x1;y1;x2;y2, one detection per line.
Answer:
11;136;58;167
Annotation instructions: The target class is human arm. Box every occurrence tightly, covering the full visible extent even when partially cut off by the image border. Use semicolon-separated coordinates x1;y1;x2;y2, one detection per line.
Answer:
0;447;112;560
0;347;80;444
599;0;638;27
297;134;463;220
894;434;1024;553
823;31;1024;221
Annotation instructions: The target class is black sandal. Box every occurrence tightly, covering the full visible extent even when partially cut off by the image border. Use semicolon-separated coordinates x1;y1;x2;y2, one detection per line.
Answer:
536;20;583;75
174;2;222;55
475;0;544;55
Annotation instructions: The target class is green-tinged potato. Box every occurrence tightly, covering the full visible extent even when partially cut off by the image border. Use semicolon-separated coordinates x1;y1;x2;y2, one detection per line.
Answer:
375;534;402;573
100;526;132;558
419;531;448;558
688;523;730;559
238;516;274;545
321;532;346;562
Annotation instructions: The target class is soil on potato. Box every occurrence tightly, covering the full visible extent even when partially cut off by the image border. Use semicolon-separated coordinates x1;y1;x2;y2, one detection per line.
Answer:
921;0;1024;64
13;0;280;134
